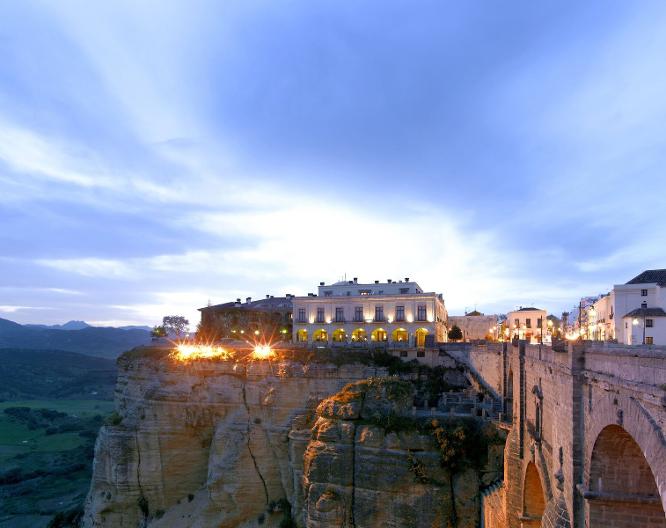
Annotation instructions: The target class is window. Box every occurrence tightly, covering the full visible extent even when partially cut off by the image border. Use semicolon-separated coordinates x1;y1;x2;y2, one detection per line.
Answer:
417;305;427;321
354;306;364;322
646;336;654;345
316;307;325;323
417;350;425;358
335;307;345;322
514;318;519;327
298;308;306;323
324;290;332;297
641;289;648;296
646;319;654;328
526;318;532;329
642;302;648;309
399;287;409;294
374;306;384;322
400;350;408;358
395;305;405;322
359;289;371;295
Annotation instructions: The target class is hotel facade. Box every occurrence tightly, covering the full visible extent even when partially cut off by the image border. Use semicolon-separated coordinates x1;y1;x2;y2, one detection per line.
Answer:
292;278;447;346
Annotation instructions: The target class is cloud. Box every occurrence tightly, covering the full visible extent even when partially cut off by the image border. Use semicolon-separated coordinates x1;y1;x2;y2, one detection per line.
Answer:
0;305;52;313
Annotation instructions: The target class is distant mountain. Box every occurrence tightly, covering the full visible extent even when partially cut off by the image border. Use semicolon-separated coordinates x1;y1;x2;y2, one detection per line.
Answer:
24;320;91;331
0;318;151;359
119;325;153;332
0;348;117;400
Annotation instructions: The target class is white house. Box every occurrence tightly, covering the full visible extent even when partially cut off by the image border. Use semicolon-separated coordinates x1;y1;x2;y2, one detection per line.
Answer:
588;293;615;341
292;278;447;346
506;307;548;344
614;269;666;345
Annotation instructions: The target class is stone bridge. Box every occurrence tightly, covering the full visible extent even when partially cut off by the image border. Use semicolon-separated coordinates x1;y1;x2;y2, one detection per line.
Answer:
452;341;666;527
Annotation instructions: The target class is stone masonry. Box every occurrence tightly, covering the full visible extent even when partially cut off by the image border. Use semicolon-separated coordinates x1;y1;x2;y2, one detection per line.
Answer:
460;341;666;528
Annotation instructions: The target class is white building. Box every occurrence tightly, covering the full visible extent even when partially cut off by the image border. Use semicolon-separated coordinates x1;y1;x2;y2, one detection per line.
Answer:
292;278;447;346
506;307;548;344
614;269;666;345
586;293;615;341
448;311;498;341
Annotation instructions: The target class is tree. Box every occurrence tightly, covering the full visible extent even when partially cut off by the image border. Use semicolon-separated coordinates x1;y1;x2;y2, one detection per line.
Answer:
151;325;167;338
447;325;463;342
162;315;189;338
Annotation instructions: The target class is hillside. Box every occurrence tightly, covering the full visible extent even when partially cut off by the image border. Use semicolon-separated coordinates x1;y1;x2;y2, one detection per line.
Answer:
0;318;151;359
0;349;117;400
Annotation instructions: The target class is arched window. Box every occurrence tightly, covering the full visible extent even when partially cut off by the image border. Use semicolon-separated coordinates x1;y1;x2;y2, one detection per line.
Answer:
332;329;347;342
392;328;408;342
415;328;429;347
313;329;328;342
371;328;387;342
297;329;308;342
351;328;367;342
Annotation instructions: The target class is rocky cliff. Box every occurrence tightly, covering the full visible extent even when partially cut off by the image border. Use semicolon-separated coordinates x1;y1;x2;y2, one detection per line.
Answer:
83;347;502;527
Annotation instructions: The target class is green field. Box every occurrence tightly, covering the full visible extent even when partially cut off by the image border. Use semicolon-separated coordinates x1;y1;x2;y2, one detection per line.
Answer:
0;399;114;528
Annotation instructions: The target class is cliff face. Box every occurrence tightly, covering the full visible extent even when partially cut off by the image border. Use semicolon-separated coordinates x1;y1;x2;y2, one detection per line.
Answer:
83;350;385;528
84;349;502;527
295;379;490;528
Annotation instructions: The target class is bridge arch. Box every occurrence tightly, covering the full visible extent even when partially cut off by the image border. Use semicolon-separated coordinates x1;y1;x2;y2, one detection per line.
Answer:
522;461;546;527
585;393;666;526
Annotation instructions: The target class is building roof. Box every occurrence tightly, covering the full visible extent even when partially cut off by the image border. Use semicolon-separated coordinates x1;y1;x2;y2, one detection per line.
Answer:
465;310;483;316
623;307;666;318
626;269;666;287
199;297;293;312
515;307;543;312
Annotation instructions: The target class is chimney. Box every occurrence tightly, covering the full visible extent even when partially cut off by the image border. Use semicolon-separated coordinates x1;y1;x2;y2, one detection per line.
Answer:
235;298;241;306
405;277;410;282
319;281;325;286
266;294;270;299
353;277;358;283
246;297;252;304
374;280;379;284
388;279;392;283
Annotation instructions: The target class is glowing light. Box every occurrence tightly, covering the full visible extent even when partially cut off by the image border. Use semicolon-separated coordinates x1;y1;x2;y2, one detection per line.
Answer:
406;315;414;323
632;318;640;326
174;344;233;361
252;344;274;360
254;330;260;335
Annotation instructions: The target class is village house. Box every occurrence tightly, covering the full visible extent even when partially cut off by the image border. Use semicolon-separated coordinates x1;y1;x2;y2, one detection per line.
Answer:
506;306;548;344
447;310;498;341
198;295;293;341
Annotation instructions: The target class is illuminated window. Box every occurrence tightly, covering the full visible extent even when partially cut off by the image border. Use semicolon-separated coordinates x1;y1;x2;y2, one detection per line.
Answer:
359;289;371;295
395;305;405;321
646;336;654;345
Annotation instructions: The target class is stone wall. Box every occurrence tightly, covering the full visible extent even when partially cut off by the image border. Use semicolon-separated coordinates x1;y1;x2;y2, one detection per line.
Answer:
478;341;666;528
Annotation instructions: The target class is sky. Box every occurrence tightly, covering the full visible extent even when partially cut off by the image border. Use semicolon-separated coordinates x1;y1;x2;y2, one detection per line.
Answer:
1;1;666;328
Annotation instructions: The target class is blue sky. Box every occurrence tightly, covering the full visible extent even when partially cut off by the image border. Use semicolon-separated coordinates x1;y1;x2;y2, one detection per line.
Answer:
1;1;665;327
